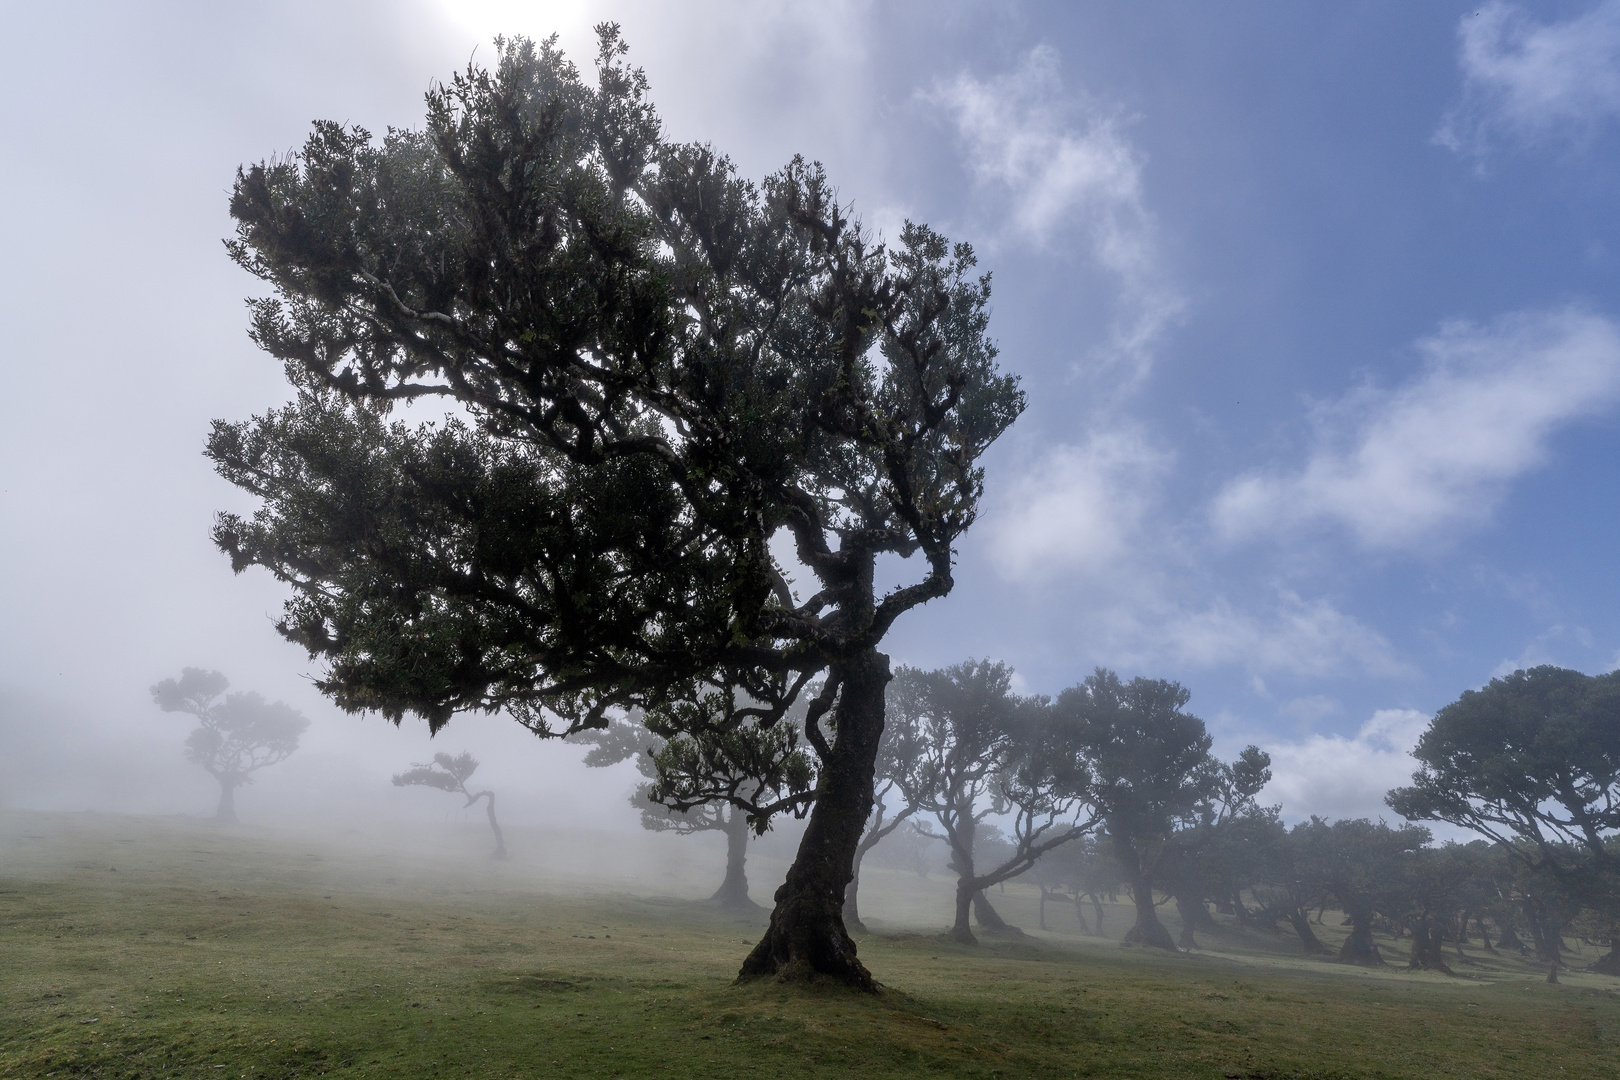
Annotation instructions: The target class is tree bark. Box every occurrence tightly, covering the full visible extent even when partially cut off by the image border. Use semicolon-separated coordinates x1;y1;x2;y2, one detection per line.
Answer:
739;649;889;989
1407;918;1454;974
1286;906;1327;954
972;889;1014;933
214;780;238;824
1091;893;1106;935
952;878;977;945
710;807;758;911
1114;836;1177;950
1337;912;1385;966
1072;894;1092;935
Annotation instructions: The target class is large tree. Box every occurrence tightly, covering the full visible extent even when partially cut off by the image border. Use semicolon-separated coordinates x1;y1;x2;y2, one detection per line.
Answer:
890;661;1094;944
207;30;1022;988
1387;665;1620;973
151;668;310;823
393;751;508;859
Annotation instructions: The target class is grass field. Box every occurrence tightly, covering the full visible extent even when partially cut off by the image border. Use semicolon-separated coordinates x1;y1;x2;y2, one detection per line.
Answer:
3;809;1618;1079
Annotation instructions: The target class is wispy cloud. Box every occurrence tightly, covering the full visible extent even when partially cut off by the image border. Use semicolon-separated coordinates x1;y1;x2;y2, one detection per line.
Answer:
1213;308;1620;550
1259;708;1430;822
929;45;1182;383
985;428;1170;583
1158;592;1413;680
1438;0;1620;160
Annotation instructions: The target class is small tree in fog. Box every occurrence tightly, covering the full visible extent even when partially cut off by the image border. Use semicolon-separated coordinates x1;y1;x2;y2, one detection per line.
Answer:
891;661;1095;945
150;667;309;823
575;713;808;910
392;751;507;859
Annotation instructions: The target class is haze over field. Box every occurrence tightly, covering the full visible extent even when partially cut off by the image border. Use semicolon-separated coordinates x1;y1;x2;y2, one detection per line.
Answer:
4;0;1620;840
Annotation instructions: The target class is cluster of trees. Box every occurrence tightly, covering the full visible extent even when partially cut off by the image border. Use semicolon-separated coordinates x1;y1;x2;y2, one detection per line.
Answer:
196;28;1619;988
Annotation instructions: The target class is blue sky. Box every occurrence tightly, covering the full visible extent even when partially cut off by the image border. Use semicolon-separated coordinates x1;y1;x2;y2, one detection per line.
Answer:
3;0;1618;827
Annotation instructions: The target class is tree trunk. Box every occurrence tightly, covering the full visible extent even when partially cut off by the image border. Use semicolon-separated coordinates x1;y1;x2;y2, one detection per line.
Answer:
972;889;1014;933
1337;912;1385;966
1407;918;1454;974
1114;836;1177;950
711;807;758;911
1496;920;1526;953
739;649;889;989
214;780;238;824
1587;941;1620;975
1091;893;1106;935
1476;917;1497;953
1286;906;1327;954
1072;894;1092;935
1175;895;1202;950
952;878;977;945
470;791;507;859
1038;890;1048;931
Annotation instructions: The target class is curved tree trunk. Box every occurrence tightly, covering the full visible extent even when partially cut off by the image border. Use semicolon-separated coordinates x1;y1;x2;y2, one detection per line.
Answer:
1072;893;1092;935
214;780;238;824
1286;906;1327;954
1337;912;1385;966
739;649;889;989
1092;893;1106;935
711;807;758;911
972;889;1014;933
1113;836;1177;950
469;791;507;859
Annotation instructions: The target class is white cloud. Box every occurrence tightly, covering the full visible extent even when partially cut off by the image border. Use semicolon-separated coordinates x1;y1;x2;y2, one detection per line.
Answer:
1160;591;1412;680
1438;0;1620;159
929;45;1182;381
1259;708;1430;822
1213;308;1620;550
986;428;1169;582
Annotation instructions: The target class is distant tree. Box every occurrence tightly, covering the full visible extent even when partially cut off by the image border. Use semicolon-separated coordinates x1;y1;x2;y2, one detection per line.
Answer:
843;708;924;932
576;710;810;910
392;751;507;859
1388;665;1620;974
1249;818;1331;954
206;30;1023;989
1160;746;1274;948
1056;669;1220;951
890;661;1095;944
1024;834;1123;935
1290;817;1431;966
150;668;310;823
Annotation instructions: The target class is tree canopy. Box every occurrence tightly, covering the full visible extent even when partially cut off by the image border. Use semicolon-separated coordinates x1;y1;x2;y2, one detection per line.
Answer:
151;668;310;823
208;28;1022;987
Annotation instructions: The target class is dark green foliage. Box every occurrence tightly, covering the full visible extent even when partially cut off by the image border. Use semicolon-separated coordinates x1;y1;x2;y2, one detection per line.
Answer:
208;29;1022;985
1290;817;1432;965
150;668;310;823
1389;665;1620;872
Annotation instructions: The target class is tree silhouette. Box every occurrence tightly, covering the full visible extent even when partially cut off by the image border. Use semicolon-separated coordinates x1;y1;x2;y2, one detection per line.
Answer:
890;661;1095;944
1389;665;1620;973
577;711;809;909
150;668;309;823
207;29;1022;988
392;751;507;859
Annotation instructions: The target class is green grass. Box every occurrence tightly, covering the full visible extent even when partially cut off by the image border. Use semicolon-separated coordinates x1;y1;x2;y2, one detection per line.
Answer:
3;810;1618;1079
